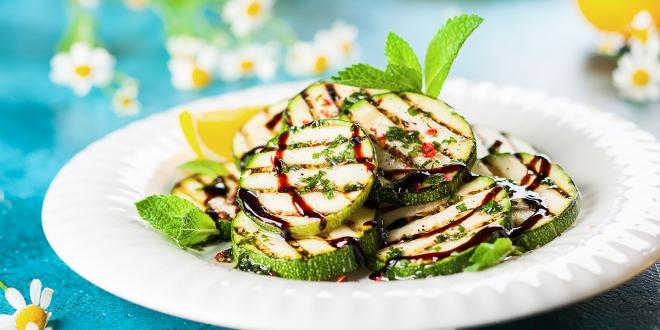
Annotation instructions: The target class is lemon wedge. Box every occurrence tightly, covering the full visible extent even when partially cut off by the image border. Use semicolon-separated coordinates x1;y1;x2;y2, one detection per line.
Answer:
576;0;660;34
179;105;267;161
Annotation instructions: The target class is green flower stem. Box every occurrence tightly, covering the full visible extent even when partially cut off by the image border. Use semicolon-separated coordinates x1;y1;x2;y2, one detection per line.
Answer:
0;280;7;292
267;18;298;46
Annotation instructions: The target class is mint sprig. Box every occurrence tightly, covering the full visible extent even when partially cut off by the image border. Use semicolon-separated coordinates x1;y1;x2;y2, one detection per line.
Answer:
178;159;228;177
332;14;483;98
464;237;514;272
135;195;219;247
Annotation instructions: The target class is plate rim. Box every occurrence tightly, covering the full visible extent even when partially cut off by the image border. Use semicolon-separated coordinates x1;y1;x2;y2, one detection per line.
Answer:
42;79;660;329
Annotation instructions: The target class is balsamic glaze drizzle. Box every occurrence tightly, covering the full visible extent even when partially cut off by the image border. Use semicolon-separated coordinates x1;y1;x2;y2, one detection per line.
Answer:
327;236;366;266
264;112;283;130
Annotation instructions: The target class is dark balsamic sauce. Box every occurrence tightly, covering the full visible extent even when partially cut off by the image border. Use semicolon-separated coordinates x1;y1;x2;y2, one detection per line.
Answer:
203;177;228;202
488;140;503;154
240;131;327;235
370;155;556;280
351;124;375;172
327;236;366;266
264;112;283;130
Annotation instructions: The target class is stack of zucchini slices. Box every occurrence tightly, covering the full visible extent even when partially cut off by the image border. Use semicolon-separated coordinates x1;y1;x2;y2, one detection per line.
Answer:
223;81;581;281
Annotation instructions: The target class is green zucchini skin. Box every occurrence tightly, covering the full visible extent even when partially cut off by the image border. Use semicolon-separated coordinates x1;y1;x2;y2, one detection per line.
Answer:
239;119;377;238
284;81;387;127
373;176;512;280
171;163;241;241
345;92;477;206
232;209;382;280
474;152;581;251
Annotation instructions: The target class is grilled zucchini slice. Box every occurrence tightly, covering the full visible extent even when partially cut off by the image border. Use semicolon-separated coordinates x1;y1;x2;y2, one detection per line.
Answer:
372;176;512;280
284;81;385;127
473;125;537;159
232;207;381;280
232;100;288;163
473;153;581;250
346;92;477;206
171;163;241;241
238;119;377;238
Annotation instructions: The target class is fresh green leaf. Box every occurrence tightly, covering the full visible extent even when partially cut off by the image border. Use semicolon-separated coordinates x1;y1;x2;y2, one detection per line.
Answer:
480;200;503;214
331;64;418;91
464;238;514;272
385;32;422;89
456;203;468;212
424;14;483;97
386;64;422;91
135;195;219;247
178;159;228;177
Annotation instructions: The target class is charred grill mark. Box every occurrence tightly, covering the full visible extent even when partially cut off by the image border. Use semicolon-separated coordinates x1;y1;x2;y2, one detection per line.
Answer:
399;93;468;139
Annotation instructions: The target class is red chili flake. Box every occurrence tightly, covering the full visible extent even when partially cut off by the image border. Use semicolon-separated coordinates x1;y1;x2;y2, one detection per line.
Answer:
372;276;382;282
214;250;233;263
377;134;386;141
426;128;438;136
421;143;436;158
443;173;454;181
369;127;378;134
322;98;332;106
335;275;348;282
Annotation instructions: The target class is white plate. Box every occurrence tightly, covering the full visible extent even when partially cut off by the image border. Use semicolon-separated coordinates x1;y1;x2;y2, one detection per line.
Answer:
42;80;660;329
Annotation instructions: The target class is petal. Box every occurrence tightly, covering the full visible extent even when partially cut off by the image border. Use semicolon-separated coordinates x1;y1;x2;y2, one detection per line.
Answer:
29;279;41;306
5;288;26;310
25;322;38;330
0;314;15;327
71;80;92;96
70;42;91;61
39;288;53;310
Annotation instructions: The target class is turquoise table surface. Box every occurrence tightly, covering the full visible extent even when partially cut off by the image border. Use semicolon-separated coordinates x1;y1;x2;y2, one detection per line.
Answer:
1;0;658;329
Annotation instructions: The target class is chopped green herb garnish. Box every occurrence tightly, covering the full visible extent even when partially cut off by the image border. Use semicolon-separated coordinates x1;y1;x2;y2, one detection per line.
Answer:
456;203;468;212
407;107;420;116
480;200;503;214
385;126;421;148
441;136;458;144
434;234;448;243
312;135;354;166
386;247;404;259
457;225;465;232
343;183;365;191
300;171;336;198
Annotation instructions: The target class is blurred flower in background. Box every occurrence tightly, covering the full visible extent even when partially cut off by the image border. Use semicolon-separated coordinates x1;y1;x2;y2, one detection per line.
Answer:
578;2;660;103
48;0;359;116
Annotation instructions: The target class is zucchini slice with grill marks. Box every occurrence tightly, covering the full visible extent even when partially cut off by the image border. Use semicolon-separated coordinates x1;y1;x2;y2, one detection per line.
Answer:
232;100;288;163
284;81;386;127
346;92;477;206
238;119;377;238
473;125;537;159
232;207;381;280
473;153;581;250
171;163;241;240
371;176;512;280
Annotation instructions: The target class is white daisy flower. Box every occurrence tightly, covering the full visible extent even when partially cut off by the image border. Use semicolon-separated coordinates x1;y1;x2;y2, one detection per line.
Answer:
286;41;336;77
596;32;625;56
314;20;359;63
222;0;274;37
168;45;218;90
613;47;660;102
219;43;277;81
112;82;141;116
166;35;205;59
0;279;54;330
49;42;115;96
628;11;660;57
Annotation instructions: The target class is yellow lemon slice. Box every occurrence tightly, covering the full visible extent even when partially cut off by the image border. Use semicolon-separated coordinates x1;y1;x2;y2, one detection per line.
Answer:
575;0;660;34
179;105;267;161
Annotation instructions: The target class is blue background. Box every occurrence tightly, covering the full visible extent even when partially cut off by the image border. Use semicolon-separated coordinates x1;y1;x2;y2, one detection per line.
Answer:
1;0;658;329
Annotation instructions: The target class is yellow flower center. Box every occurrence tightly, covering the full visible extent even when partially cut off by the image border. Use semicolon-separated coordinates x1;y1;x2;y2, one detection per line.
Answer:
74;65;92;78
341;41;351;55
191;66;211;88
15;305;47;330
632;69;650;87
314;55;328;74
630;28;649;43
240;60;255;73
121;97;134;107
246;1;262;17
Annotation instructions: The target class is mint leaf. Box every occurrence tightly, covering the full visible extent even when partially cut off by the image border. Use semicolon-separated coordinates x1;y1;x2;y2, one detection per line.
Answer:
331;64;417;91
386;64;422;91
135;195;219;247
178;159;228;177
464;238;514;272
424;14;483;97
385;32;422;88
